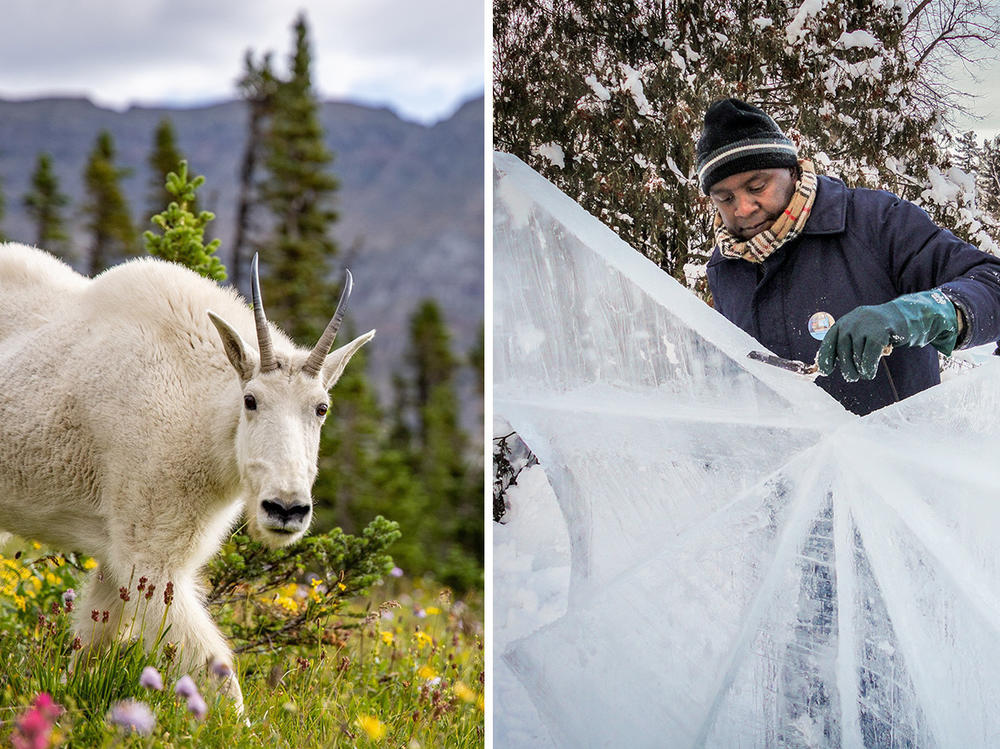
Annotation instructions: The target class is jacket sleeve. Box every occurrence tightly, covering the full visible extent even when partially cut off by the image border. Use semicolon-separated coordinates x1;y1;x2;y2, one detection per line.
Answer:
874;195;1000;349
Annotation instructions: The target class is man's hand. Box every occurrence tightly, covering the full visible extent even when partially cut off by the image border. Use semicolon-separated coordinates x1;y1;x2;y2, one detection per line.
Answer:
816;290;960;381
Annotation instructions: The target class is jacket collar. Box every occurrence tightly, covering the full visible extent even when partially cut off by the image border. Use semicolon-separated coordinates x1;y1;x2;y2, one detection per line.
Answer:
801;174;847;235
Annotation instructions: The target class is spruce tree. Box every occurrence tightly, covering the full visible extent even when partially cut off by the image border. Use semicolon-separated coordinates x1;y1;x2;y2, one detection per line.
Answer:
258;13;340;343
401;300;482;588
148;118;191;221
977;136;1000;251
143;160;226;281
311;337;383;532
23;153;70;252
81;130;135;274
954;131;982;176
248;15;406;579
469;324;485;405
308;335;434;578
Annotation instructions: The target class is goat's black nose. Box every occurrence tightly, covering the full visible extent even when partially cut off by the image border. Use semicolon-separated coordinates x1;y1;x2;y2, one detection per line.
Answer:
262;499;310;524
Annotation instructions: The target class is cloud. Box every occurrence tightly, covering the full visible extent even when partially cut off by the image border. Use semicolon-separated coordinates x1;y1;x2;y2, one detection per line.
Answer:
0;0;483;123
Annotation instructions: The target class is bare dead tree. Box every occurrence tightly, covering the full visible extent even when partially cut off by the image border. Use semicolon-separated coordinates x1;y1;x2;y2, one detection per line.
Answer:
904;0;1000;123
233;51;278;297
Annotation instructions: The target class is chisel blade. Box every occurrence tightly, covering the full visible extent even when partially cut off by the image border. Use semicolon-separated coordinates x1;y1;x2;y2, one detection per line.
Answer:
747;350;820;379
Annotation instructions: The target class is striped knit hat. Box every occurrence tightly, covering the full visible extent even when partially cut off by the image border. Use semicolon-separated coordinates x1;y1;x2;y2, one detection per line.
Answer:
696;98;799;195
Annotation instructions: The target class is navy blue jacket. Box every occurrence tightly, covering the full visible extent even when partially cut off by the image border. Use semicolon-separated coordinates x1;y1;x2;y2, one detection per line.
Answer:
707;175;1000;415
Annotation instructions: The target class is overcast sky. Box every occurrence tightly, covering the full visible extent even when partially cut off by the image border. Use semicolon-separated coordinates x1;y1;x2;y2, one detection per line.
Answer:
0;0;484;124
0;1;995;137
947;58;1000;142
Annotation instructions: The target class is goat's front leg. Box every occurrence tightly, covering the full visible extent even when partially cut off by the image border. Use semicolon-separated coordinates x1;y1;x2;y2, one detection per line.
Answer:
73;566;243;713
154;574;244;712
72;567;129;659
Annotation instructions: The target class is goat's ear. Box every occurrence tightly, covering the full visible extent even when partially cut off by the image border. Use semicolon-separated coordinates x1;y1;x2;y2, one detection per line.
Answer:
208;311;256;382
322;329;375;389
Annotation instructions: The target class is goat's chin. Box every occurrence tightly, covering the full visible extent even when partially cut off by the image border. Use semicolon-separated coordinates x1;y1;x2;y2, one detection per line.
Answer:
258;527;306;549
245;515;307;549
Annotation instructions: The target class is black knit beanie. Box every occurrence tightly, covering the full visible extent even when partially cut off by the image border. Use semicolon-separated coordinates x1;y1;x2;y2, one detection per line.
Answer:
696;98;799;194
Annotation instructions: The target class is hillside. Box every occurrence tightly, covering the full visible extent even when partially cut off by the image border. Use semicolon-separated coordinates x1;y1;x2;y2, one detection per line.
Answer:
0;95;484;420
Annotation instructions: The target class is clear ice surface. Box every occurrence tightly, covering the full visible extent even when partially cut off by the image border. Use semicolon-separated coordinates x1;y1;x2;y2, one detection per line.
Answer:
493;152;1000;748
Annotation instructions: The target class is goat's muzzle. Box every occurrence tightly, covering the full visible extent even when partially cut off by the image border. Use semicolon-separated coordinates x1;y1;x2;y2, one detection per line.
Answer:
260;498;311;534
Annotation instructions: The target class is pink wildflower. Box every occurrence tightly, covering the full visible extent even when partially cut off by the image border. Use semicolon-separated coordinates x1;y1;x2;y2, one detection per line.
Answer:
10;693;63;749
32;694;62;722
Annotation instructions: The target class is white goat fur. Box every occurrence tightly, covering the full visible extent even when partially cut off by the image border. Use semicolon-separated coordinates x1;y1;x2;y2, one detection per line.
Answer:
0;243;374;707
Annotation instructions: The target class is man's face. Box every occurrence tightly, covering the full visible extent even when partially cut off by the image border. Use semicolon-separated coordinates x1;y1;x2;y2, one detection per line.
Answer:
709;168;798;240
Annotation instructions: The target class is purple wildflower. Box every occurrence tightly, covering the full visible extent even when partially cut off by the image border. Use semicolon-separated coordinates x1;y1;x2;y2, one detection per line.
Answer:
210;659;234;679
61;588;76;604
139;666;163;691
390;566;404;578
174;674;199;699
186;693;208;720
109;699;156;736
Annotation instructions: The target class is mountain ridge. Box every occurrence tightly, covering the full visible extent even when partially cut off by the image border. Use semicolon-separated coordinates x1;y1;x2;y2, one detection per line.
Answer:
0;94;484;419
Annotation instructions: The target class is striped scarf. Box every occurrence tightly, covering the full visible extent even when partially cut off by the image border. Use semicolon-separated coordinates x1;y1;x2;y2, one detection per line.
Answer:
715;160;817;263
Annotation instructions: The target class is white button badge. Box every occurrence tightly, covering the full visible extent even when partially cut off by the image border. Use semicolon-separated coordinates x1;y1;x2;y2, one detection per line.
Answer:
808;311;835;340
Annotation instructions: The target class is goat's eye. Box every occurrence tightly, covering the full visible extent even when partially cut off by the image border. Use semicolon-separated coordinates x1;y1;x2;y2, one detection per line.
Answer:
244;394;257;411
316;403;328;417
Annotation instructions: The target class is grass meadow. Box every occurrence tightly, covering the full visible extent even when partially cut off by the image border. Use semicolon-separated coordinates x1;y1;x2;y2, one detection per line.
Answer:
0;536;484;747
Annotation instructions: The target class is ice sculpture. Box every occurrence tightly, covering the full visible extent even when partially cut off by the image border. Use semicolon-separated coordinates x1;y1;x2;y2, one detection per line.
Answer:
494;151;1000;748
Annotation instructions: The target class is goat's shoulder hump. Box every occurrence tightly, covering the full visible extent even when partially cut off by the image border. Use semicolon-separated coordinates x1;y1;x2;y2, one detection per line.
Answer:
87;257;248;327
0;243;88;292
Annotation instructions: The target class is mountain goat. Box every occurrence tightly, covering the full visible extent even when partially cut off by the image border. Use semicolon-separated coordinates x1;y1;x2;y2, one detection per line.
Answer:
0;243;374;708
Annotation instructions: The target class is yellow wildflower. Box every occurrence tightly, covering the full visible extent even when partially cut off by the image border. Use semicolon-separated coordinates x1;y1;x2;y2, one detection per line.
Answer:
417;665;438;681
380;631;394;645
414;631;432;649
83;558;98;570
310;577;322;588
274;595;299;613
477;694;485;712
357;714;387;741
453;681;476;703
425;606;441;616
45;572;61;586
31;541;41;550
14;594;26;611
337;582;346;592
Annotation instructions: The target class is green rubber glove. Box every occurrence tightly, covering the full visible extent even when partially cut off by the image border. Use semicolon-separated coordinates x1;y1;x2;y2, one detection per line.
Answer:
816;289;959;381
